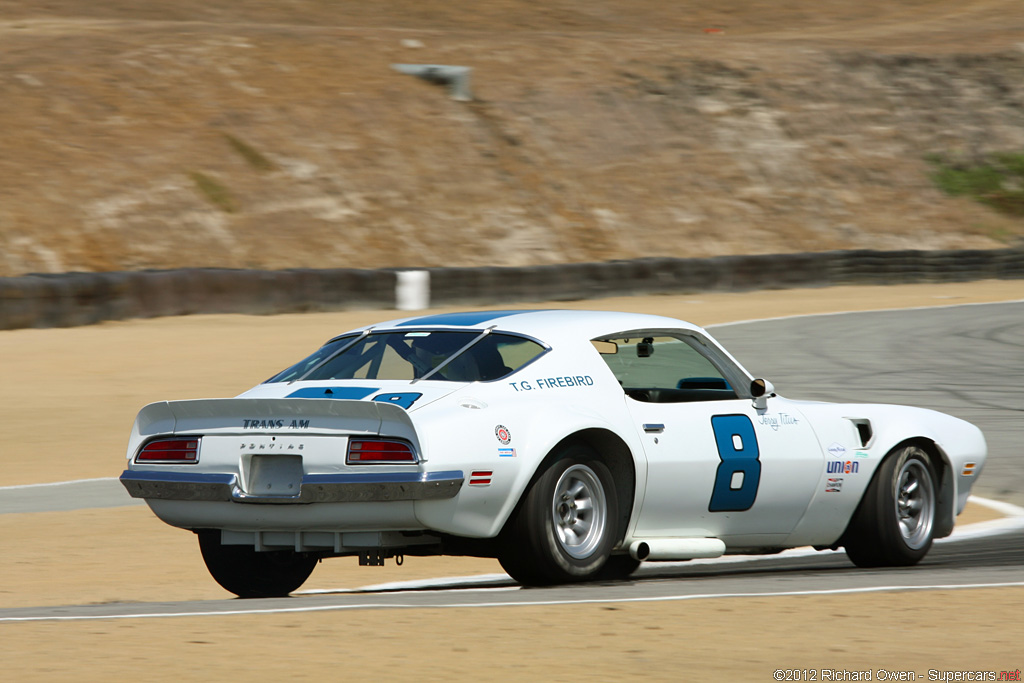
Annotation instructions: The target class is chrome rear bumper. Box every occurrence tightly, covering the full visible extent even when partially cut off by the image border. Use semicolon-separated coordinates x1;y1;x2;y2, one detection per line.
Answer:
119;469;464;504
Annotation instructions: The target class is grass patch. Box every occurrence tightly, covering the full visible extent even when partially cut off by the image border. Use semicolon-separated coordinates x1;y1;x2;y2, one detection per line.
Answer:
927;152;1024;217
189;171;236;213
223;133;275;171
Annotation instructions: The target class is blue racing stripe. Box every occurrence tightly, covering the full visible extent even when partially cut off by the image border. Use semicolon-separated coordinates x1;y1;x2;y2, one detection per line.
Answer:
287;387;378;399
395;310;545;327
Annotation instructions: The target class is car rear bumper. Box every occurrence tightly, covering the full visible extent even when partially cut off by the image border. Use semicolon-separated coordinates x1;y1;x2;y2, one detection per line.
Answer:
119;469;465;504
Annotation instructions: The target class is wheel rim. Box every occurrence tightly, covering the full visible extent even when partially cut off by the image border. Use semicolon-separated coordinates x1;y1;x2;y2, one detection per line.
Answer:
551;464;608;560
894;458;935;550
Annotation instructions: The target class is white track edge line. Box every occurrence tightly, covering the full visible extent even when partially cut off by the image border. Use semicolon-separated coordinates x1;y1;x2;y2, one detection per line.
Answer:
0;477;117;491
296;495;1024;595
4;581;1024;623
705;297;1024;330
965;496;1024;517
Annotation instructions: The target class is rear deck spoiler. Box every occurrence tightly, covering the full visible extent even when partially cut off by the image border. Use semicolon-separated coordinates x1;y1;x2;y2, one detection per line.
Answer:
126;398;419;461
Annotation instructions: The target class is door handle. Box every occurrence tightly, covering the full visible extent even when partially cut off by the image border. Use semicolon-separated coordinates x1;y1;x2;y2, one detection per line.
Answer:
643;423;665;433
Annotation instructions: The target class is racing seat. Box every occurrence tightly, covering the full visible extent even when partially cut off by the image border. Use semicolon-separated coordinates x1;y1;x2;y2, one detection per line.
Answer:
440;353;482;382
469;343;513;381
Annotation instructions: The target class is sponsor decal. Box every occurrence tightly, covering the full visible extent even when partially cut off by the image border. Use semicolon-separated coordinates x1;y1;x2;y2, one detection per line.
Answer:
854;450;869;458
498;447;517;457
825;477;843;492
495;425;512;444
242;419;310;430
826;460;860;475
509;375;594;392
756;413;801;431
828;442;847;457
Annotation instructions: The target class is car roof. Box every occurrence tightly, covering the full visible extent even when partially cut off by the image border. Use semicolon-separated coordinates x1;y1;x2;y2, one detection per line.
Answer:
345;309;706;346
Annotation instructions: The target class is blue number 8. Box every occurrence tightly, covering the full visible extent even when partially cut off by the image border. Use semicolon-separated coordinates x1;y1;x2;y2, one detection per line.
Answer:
708;414;761;512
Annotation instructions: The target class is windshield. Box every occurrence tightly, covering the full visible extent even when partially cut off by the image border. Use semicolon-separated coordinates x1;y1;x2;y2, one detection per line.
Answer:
265;330;547;383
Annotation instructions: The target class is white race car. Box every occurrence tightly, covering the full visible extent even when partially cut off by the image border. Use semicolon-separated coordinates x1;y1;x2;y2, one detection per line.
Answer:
120;310;987;597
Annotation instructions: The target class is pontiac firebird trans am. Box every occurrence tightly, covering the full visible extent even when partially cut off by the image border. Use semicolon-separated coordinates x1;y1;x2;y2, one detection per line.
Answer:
120;310;987;597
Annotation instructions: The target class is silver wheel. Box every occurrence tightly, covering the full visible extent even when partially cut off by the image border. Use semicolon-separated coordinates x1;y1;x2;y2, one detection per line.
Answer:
551;464;608;560
895;457;935;550
844;445;937;568
499;447;619;585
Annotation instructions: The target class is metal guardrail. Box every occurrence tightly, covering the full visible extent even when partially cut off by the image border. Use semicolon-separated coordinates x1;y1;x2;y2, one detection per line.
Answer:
1;248;1022;330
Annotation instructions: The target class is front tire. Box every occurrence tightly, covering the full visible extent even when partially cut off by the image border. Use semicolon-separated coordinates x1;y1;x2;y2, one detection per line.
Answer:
498;445;618;586
198;530;319;598
843;445;938;568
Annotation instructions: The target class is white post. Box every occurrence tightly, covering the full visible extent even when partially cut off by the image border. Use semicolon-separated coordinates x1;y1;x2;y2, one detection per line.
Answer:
395;270;430;310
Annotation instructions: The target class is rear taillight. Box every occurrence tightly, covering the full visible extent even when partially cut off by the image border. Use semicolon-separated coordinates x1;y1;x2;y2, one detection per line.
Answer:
346;439;416;464
136;438;200;463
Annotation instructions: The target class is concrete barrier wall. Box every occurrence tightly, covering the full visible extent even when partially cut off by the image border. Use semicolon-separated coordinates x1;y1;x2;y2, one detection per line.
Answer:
2;248;1022;330
426;248;1024;305
0;268;395;330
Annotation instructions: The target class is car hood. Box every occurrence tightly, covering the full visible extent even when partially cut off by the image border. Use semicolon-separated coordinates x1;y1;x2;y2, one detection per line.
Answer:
235;379;466;412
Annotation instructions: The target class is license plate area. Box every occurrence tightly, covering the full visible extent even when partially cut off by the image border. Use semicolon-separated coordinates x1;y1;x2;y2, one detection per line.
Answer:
246;454;303;496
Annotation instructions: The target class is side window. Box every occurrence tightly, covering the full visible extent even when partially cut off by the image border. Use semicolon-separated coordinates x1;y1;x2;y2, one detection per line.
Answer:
594;335;738;404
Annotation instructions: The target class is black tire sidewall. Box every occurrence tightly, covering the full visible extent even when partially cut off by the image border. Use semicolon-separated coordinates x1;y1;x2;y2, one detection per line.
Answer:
520;446;618;581
198;530;318;598
845;445;937;567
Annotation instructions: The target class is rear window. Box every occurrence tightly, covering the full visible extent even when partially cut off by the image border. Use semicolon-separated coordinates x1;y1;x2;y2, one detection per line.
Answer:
265;331;547;383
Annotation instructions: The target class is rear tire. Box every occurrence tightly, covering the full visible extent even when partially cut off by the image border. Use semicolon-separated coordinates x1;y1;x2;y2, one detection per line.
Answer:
843;445;937;568
498;445;618;586
198;530;319;598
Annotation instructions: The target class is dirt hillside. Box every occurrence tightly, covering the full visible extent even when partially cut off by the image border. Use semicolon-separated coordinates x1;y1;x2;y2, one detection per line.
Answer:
2;0;1023;276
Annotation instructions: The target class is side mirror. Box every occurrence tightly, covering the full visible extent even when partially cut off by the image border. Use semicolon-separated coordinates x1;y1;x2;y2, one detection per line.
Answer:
750;378;775;410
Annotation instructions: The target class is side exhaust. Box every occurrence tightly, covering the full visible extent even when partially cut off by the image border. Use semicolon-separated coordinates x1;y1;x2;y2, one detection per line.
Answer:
628;538;726;561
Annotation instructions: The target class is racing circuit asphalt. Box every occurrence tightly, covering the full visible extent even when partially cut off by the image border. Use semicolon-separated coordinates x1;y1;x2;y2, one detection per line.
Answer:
2;517;1022;621
2;301;1022;620
708;300;1024;505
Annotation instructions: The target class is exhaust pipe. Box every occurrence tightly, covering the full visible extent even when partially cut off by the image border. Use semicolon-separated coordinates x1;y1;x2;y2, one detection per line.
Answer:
628;538;726;561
